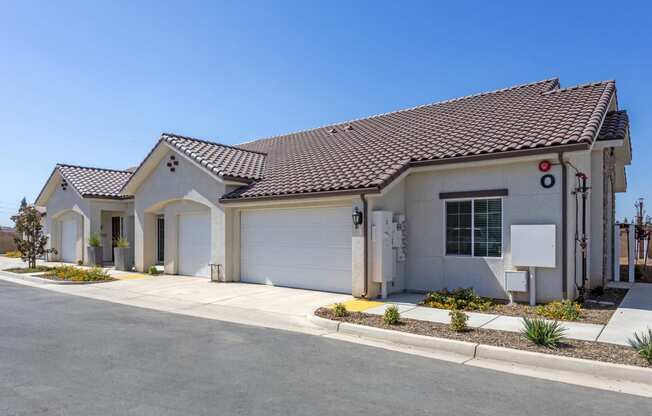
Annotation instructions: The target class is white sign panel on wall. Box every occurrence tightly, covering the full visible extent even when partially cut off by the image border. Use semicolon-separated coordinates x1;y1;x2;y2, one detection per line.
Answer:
510;224;556;268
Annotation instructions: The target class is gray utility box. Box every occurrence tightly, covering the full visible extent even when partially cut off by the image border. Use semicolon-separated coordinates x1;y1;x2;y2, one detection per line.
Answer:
505;270;528;292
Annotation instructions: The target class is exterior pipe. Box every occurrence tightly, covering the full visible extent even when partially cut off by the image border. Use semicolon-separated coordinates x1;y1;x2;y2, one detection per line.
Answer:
361;193;369;298
558;152;568;299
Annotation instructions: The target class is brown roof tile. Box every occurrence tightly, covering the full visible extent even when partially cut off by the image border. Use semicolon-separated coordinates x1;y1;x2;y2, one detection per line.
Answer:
598;110;629;141
57;164;133;198
222;78;618;201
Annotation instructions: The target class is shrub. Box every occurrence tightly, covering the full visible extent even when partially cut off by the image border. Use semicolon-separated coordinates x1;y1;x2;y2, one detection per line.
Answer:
4;250;22;258
449;310;469;332
383;305;400;325
116;237;130;248
423;287;493;311
88;233;102;248
521;317;566;348
628;328;652;364
148;265;160;275
536;300;582;321
46;265;111;281
332;303;348;317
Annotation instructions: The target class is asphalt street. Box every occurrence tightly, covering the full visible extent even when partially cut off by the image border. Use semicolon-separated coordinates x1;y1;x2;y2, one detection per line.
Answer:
0;280;649;415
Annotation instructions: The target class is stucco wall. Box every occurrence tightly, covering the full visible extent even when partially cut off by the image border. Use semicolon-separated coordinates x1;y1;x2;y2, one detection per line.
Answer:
399;159;566;302
132;148;227;274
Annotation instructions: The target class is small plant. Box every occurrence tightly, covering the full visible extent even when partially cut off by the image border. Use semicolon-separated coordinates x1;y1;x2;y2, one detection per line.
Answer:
77;260;83;266
521;317;566;348
332;303;348;317
383;305;400;325
449;310;469;332
4;250;22;258
422;287;493;311
536;300;582;321
148;265;160;275
45;265;111;281
628;328;652;364
88;233;102;248
116;237;130;248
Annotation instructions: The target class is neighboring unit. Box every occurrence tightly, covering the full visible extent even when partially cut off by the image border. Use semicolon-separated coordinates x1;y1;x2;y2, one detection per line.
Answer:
35;78;632;303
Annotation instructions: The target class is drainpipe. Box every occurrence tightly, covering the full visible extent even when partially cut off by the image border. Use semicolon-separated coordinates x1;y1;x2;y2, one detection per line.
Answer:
558;152;568;299
360;193;369;298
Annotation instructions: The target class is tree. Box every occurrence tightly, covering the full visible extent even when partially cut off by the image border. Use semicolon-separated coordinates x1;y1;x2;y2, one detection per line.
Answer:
11;201;55;268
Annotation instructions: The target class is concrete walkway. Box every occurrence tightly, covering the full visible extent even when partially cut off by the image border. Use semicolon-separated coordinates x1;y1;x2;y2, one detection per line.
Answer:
361;293;606;342
599;283;652;346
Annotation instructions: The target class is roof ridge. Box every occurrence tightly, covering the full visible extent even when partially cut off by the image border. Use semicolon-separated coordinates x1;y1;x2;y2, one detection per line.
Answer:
238;78;560;146
162;132;267;155
56;163;133;174
542;80;615;95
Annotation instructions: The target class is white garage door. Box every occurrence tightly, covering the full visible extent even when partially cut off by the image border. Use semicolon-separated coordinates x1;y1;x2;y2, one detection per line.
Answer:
60;219;77;263
178;212;211;278
241;206;352;293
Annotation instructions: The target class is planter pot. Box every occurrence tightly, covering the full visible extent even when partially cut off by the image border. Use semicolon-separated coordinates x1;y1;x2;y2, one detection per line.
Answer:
114;247;133;271
87;246;103;267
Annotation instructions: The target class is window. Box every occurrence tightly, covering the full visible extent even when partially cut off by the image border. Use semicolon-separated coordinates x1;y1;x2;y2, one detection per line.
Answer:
446;198;502;257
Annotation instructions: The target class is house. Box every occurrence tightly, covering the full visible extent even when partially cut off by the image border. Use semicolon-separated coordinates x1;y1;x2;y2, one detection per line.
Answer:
35;164;135;265
36;78;632;302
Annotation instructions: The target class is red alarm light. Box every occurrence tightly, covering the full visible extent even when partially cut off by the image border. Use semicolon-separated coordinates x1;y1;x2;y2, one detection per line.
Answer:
538;160;552;172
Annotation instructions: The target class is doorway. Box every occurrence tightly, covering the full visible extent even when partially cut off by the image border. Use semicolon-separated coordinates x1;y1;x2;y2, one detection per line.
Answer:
156;215;165;265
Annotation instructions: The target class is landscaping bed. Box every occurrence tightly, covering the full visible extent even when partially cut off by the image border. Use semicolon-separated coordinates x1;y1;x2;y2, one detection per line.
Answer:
315;308;649;368
41;266;115;283
420;287;627;325
4;266;52;274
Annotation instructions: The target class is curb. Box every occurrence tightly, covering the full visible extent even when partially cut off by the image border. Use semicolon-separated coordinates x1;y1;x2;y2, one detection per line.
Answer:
475;344;652;385
309;310;652;387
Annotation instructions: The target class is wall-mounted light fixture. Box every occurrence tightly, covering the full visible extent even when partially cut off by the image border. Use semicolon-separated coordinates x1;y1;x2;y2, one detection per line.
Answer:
352;207;364;229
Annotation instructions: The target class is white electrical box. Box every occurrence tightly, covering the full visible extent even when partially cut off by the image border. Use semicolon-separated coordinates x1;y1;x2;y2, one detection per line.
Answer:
510;224;556;268
505;271;528;292
371;211;394;283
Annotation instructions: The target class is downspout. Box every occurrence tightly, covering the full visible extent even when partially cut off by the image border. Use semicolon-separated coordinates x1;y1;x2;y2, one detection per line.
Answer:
558;152;568;299
361;193;369;298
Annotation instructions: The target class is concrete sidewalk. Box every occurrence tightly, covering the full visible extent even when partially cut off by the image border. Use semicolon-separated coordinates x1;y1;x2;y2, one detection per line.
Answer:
598;283;652;346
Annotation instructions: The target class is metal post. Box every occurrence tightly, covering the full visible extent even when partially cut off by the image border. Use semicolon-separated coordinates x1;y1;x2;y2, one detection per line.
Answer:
529;266;536;306
628;224;636;283
613;223;621;282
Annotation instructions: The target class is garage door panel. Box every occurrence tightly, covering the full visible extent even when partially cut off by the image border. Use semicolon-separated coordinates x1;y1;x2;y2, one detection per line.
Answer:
241;207;352;293
178;213;211;278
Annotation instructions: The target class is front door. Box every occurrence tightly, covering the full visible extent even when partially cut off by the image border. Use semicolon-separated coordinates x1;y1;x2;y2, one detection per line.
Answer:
111;217;123;262
156;216;165;265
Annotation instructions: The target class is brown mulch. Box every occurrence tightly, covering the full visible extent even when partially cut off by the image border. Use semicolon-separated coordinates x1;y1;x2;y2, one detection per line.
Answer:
316;308;650;368
423;288;628;325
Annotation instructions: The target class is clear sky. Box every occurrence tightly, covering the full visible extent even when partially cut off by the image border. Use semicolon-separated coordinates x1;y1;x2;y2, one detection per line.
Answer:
0;0;650;226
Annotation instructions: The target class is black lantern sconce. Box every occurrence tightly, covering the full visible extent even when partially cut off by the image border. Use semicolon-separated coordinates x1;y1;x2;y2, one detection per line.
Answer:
352;207;364;229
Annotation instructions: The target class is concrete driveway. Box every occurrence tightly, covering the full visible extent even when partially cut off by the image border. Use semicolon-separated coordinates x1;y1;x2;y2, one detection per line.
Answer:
0;256;352;334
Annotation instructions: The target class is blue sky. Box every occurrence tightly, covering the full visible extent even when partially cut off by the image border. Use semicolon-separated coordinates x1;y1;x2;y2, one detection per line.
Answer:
0;0;650;225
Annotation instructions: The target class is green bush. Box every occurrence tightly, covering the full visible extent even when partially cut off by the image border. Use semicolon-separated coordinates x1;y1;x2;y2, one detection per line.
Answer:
332;303;348;317
88;233;102;248
536;300;582;321
628;328;652;364
77;260;83;266
449;310;469;332
148;265;160;275
423;287;493;311
46;265;111;282
116;237;130;248
521;317;566;348
383;305;401;325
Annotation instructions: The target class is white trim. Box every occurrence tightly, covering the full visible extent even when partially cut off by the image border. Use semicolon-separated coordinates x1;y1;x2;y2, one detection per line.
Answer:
443;196;504;260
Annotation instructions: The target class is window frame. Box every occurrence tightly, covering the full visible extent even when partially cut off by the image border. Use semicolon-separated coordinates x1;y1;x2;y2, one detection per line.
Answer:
443;196;504;259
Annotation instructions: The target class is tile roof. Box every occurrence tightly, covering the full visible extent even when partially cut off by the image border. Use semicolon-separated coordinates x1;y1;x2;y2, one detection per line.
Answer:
221;78;618;201
162;133;266;181
57;164;133;198
598;110;629;141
